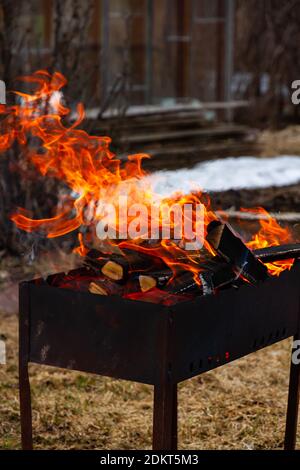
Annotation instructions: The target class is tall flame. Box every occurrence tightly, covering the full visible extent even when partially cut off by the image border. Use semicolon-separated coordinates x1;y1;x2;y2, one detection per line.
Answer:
0;70;216;278
0;70;295;277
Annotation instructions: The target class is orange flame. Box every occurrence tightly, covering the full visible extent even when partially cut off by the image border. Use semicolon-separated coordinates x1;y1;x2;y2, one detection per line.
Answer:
0;70;216;279
0;71;296;279
243;207;294;275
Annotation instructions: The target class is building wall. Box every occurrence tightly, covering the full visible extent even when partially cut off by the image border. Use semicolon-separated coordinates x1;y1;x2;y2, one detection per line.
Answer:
2;0;233;106
100;0;230;105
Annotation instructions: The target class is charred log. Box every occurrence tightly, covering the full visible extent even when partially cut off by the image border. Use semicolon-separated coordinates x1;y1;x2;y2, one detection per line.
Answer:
206;221;269;284
254;243;300;263
199;263;241;295
166;271;202;295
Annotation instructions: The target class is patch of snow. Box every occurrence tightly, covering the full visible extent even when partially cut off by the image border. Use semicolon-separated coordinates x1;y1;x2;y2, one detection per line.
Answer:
147;156;300;196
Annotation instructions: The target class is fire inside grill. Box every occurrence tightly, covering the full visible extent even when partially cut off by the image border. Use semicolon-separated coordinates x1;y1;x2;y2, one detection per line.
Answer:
44;228;300;306
0;70;297;303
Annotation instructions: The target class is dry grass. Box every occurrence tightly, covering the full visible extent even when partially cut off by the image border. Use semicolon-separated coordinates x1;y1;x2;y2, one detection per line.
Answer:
0;312;299;450
259;126;300;156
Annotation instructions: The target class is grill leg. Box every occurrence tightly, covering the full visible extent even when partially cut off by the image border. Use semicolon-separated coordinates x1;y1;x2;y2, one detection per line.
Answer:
19;361;33;450
284;334;300;450
19;283;33;450
152;382;177;450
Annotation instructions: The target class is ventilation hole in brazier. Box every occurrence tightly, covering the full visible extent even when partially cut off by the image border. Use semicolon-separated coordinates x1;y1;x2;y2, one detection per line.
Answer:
253;339;257;349
276;329;280;339
260;336;265;346
189;362;194;372
282;327;286;337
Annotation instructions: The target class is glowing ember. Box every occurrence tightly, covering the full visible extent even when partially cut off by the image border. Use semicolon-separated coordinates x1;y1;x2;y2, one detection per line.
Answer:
0;70;295;279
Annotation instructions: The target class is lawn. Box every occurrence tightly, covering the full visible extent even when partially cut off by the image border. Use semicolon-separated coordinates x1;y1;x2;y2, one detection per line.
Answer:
0;311;298;450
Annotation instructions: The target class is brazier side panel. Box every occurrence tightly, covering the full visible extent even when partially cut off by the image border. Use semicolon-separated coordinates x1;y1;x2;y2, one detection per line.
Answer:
26;283;165;384
170;264;300;383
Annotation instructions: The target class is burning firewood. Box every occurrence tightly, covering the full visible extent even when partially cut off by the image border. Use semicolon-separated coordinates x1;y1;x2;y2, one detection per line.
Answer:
89;281;108;295
138;269;173;292
103;248;167;280
101;260;125;281
206;221;269;284
85;247;167;281
253;243;300;263
84;249;111;271
199;263;241;295
84;249;128;280
138;275;156;292
84;224;300;302
89;278;124;296
165;262;240;296
88;271;146;296
167;271;202;295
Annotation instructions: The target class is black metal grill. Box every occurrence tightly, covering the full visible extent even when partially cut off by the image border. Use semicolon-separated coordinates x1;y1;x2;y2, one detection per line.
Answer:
19;262;300;450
